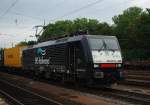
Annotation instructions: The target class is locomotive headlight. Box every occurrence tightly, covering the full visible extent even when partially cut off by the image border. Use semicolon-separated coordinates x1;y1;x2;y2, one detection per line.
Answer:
117;64;122;67
94;64;99;68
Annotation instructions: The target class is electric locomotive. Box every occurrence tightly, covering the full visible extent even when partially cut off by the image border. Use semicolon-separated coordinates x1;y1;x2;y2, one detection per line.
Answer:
22;35;123;85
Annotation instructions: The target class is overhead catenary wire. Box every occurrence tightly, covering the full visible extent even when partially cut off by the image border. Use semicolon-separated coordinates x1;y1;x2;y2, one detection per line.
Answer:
1;0;105;40
0;0;19;19
7;0;103;23
1;0;105;30
49;0;105;21
38;0;105;36
1;0;67;22
12;11;44;21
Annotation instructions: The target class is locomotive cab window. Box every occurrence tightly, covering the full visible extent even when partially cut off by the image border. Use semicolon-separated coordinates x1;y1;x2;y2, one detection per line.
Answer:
87;37;122;64
88;38;120;51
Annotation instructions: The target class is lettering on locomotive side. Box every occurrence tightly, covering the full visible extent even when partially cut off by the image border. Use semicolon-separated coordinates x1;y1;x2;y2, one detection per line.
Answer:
34;47;50;65
35;57;50;65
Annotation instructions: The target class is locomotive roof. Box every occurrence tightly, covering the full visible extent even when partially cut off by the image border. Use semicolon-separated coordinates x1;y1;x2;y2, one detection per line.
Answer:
23;35;116;50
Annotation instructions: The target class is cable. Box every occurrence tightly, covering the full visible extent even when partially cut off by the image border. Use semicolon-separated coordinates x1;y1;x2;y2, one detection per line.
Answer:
37;0;104;37
49;0;104;21
0;0;67;22
12;11;43;21
0;0;19;19
39;0;105;35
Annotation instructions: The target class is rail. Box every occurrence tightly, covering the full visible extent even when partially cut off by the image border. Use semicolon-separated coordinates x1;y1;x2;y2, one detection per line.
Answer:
0;79;63;105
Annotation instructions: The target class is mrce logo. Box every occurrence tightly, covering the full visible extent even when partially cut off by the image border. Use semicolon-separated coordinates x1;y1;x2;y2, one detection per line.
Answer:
35;48;50;65
36;48;46;56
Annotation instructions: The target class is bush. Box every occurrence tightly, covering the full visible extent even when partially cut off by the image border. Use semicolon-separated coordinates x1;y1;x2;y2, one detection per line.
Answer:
122;49;150;61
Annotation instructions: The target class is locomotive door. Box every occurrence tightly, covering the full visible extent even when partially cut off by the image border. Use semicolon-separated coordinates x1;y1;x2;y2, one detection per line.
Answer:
68;44;76;74
68;41;85;80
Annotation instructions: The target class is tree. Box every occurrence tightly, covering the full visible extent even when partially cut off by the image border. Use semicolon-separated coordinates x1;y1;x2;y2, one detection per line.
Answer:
16;41;28;47
112;7;150;60
87;19;99;34
16;41;37;47
135;9;150;49
41;20;73;38
112;7;143;49
40;18;113;41
27;41;37;45
96;22;112;35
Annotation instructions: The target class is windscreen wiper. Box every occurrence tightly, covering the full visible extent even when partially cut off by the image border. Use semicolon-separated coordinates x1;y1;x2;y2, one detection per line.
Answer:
98;39;107;52
108;49;115;52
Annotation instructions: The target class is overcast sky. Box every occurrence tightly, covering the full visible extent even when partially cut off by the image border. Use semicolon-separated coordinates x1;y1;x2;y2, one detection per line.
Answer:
0;0;150;48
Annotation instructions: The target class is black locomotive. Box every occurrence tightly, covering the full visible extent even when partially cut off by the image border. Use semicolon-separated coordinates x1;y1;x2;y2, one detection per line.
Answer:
22;35;123;85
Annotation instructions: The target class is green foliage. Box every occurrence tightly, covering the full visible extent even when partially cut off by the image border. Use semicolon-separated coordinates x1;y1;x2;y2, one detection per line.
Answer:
123;49;149;61
27;41;37;45
112;7;150;60
16;41;28;46
41;20;73;39
136;10;150;48
39;18;112;41
16;41;37;46
112;7;143;43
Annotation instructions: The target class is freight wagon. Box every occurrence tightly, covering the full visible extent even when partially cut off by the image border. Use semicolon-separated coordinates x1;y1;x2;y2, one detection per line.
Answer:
22;35;123;85
4;46;26;68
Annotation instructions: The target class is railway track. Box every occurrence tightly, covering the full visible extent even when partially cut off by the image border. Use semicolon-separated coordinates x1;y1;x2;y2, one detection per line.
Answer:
122;69;150;88
124;75;150;82
0;79;63;105
119;79;150;88
84;87;150;105
0;71;150;105
104;88;150;105
124;61;150;70
56;81;150;105
123;69;150;75
59;81;150;105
